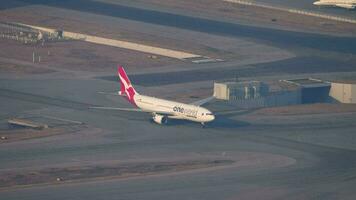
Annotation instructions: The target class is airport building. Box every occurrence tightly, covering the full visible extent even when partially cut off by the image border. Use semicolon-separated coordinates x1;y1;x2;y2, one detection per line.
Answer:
214;80;301;109
280;78;356;104
213;78;343;109
281;78;331;104
329;81;356;103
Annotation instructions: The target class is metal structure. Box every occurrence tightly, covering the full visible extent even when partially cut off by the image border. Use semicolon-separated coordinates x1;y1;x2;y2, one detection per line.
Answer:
0;22;67;44
214;81;269;101
281;78;331;104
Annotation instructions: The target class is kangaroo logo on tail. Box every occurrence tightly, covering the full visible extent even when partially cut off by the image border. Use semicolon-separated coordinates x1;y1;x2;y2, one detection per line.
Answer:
118;66;138;106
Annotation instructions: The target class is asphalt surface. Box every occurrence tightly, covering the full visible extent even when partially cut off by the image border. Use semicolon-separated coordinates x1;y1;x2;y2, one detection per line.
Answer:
1;1;356;199
99;56;356;86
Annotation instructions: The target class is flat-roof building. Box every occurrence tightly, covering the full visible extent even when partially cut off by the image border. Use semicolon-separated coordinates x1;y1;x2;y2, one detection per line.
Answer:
281;78;331;104
329;81;356;104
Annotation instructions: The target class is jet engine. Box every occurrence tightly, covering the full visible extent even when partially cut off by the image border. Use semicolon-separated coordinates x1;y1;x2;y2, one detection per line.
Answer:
152;114;168;124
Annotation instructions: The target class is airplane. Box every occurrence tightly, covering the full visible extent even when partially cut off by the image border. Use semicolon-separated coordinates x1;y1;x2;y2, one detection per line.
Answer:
313;0;356;9
91;66;215;126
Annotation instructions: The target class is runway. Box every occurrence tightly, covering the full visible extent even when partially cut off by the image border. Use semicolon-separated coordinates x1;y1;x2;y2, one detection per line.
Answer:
1;1;356;199
254;0;356;20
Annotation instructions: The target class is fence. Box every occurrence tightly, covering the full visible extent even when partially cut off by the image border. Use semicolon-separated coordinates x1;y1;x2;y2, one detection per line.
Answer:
225;90;301;109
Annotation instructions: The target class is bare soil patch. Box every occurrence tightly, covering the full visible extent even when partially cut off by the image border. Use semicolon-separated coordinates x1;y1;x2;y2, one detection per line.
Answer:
0;38;179;74
0;5;217;58
0;160;233;189
0;122;88;143
0;60;54;74
0;127;67;143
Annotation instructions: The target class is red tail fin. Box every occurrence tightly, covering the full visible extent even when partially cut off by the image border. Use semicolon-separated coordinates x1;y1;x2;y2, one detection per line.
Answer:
118;66;138;106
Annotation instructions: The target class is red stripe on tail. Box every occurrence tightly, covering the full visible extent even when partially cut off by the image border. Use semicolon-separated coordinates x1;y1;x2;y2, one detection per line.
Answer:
118;66;138;106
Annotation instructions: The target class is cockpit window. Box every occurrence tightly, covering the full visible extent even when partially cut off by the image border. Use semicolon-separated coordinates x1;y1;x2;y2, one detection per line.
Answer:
206;113;213;116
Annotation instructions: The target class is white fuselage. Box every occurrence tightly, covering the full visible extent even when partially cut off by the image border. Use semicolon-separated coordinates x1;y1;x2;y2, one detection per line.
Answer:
134;94;215;123
313;0;356;9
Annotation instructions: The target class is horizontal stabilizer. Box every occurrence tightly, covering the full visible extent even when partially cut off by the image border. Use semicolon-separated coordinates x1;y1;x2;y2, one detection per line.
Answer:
98;91;121;96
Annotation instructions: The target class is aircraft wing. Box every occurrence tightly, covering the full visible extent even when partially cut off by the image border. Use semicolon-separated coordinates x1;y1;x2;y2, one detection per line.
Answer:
190;96;215;106
90;106;144;112
90;106;174;115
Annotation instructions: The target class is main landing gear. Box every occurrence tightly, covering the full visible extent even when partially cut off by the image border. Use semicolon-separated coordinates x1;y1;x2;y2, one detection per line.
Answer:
201;122;206;128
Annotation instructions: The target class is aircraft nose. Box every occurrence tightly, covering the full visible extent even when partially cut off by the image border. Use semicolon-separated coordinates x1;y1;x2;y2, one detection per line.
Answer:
209;114;215;122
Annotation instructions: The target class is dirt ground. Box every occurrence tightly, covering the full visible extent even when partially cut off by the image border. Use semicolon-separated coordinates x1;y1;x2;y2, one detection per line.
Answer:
0;160;233;189
0;126;82;143
0;38;180;74
0;59;54;75
0;150;295;190
0;5;222;59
